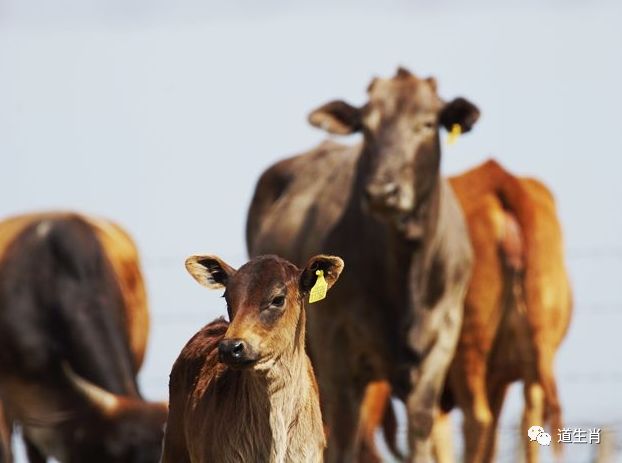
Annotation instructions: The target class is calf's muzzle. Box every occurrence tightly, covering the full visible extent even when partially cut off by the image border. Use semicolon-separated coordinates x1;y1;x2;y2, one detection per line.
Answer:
218;338;258;367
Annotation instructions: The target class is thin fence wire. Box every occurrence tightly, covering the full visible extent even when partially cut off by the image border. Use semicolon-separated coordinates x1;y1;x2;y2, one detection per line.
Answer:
139;247;622;269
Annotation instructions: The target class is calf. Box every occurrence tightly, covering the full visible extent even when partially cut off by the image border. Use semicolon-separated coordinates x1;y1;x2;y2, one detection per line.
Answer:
161;254;344;463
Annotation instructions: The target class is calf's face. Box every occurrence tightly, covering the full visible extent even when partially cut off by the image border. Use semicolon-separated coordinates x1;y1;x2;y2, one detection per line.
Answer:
185;254;344;370
308;67;480;239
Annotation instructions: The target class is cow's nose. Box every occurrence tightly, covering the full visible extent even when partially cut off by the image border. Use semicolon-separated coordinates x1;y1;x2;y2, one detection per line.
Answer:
365;182;400;207
218;339;247;363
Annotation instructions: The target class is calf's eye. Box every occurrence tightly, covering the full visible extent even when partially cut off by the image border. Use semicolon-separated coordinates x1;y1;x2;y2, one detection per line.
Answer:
270;295;285;307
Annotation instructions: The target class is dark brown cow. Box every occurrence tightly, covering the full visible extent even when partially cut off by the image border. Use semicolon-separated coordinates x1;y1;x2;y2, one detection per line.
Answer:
358;160;572;463
161;254;344;463
246;68;479;462
0;212;167;463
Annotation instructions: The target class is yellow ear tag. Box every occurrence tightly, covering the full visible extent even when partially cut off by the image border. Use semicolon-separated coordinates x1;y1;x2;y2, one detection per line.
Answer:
447;123;462;145
309;270;328;304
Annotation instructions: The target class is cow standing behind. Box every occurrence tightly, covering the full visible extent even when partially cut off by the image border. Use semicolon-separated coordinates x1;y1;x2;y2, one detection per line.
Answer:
161;254;344;463
444;160;572;463
0;213;167;462
246;68;478;462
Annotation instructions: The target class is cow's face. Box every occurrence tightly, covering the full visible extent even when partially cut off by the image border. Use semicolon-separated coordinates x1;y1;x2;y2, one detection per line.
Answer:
309;68;479;239
185;254;343;370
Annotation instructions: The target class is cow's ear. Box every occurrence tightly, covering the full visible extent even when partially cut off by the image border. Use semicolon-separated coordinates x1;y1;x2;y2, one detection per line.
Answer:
439;97;480;134
308;100;362;135
185;255;236;289
300;255;345;294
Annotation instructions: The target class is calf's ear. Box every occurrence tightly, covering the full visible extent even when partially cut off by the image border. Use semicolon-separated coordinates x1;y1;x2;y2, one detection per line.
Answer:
308;101;362;135
185;255;236;289
300;255;345;293
439;97;480;134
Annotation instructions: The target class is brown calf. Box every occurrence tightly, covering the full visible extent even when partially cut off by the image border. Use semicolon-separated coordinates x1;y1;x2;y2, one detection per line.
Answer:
358;160;572;463
161;254;344;463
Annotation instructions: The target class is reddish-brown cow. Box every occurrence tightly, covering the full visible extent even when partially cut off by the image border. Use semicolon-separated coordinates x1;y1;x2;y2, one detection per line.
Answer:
161;254;344;463
0;212;167;463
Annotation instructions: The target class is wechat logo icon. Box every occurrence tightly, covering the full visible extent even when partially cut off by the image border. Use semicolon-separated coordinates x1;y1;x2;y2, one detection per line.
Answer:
528;425;551;446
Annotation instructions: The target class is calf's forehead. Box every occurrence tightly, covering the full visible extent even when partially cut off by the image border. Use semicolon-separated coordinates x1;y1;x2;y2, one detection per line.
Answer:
226;257;298;305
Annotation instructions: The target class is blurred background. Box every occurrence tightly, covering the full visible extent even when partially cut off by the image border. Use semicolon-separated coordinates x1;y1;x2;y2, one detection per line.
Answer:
1;1;621;461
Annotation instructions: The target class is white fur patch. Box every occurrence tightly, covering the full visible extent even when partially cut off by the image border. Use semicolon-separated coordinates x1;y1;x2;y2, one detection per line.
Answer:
36;221;51;238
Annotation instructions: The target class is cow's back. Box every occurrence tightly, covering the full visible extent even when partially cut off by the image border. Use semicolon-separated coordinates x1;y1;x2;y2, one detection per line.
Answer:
248;140;360;264
0;212;148;371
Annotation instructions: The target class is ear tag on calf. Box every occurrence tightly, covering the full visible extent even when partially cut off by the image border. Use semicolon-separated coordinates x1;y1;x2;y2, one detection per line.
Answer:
309;270;328;304
447;123;462;145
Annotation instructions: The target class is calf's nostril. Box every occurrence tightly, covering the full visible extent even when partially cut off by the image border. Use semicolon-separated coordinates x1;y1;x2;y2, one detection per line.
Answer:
231;341;245;357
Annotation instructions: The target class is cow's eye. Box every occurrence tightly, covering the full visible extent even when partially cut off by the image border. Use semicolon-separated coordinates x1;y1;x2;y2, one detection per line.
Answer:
270;295;285;308
414;120;435;131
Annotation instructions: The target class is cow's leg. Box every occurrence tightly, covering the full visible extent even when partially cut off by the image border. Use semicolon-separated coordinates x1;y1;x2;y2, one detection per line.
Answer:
323;373;367;463
23;439;45;463
316;331;367;463
450;350;491;463
0;401;13;463
324;381;366;463
534;344;563;460
431;410;454;463
522;380;545;463
357;381;392;463
406;296;463;463
482;378;509;463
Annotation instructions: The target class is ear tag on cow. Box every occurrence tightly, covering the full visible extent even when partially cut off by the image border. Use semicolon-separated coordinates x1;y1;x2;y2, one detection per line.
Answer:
309;270;328;304
447;123;462;145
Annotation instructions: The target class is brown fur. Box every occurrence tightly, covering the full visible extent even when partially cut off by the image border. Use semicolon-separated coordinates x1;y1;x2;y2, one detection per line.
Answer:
162;254;344;463
0;212;165;462
0;212;150;372
358;160;572;463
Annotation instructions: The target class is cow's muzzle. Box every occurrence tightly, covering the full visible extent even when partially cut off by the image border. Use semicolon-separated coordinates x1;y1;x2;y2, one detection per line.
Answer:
218;338;259;368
